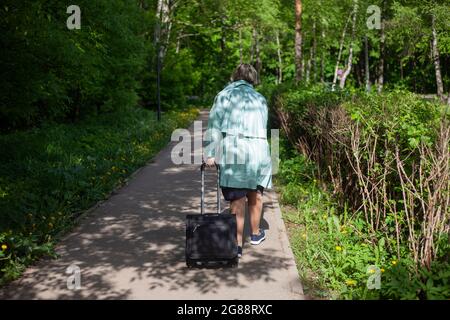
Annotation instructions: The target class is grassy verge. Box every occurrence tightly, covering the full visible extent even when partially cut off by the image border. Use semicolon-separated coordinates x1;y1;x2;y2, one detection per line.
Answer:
0;107;199;284
276;140;449;300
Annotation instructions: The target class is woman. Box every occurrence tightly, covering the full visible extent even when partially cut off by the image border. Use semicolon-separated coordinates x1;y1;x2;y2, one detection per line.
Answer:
204;63;272;258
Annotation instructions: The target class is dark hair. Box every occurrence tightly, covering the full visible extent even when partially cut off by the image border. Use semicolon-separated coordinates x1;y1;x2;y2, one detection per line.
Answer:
230;63;259;85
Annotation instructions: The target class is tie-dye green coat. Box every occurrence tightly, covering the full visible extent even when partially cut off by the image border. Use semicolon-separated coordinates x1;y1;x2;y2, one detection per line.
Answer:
205;80;272;189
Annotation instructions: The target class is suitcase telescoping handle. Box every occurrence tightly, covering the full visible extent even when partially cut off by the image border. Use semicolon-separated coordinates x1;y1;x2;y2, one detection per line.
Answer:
200;161;221;215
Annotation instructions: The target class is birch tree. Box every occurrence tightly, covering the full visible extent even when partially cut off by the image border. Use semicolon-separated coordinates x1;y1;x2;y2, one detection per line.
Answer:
339;0;359;89
295;0;303;83
431;11;444;101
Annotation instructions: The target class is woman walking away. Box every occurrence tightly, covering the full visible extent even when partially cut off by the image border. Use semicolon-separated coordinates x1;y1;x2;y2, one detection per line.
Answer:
204;63;272;258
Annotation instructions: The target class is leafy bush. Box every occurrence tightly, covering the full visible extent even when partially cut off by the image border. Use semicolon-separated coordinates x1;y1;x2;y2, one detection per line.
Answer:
277;150;450;300
0;0;150;130
0;106;198;284
272;84;449;299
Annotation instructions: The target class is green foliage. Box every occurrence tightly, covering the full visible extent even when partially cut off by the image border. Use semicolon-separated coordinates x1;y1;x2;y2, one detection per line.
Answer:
140;48;203;111
1;0;449;298
277;150;450;300
0;107;199;284
344;90;443;150
2;0;449;130
272;84;446;175
382;258;450;300
0;0;151;130
272;83;449;299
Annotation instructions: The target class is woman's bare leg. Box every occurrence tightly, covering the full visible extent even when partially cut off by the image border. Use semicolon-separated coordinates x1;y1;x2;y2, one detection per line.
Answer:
247;191;263;235
230;197;246;246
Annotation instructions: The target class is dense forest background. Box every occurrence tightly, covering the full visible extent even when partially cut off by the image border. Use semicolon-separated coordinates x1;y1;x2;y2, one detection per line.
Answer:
0;0;449;299
1;0;449;130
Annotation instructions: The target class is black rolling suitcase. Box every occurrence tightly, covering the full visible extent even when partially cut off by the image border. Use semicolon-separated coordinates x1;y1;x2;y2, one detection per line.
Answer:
185;162;238;268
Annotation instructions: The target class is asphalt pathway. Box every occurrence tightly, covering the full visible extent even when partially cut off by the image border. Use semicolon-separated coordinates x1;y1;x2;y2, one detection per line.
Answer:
0;110;304;300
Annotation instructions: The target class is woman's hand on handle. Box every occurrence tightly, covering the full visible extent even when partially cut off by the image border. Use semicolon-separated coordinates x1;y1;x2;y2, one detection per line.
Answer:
205;157;216;167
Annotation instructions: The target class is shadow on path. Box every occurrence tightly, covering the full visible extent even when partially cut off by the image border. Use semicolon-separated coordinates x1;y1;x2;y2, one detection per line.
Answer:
0;110;302;300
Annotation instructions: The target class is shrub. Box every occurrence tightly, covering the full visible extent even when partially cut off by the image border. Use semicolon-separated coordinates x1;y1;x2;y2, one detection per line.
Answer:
0;106;199;284
277;150;449;300
0;0;150;130
272;84;449;299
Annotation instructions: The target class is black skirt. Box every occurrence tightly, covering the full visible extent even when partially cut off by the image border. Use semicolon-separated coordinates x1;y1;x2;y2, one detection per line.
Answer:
221;185;264;201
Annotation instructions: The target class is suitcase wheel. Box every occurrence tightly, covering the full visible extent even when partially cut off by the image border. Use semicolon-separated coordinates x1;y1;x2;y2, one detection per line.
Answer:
227;257;239;268
186;260;195;268
186;260;237;268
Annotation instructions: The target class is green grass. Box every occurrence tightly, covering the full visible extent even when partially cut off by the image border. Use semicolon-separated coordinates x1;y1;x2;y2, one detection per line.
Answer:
0;106;199;284
276;149;450;300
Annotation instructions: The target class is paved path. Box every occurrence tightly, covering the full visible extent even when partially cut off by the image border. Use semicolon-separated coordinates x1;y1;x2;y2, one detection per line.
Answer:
0;110;304;300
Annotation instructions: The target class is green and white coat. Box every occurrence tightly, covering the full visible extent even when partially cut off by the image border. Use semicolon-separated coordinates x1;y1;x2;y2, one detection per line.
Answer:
205;80;272;190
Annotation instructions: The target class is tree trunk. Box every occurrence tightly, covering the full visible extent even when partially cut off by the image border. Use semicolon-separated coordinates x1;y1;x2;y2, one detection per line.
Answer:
339;0;358;89
156;0;172;65
355;58;362;87
332;12;351;91
377;7;385;93
302;56;305;79
295;0;303;84
306;33;313;83
306;57;311;83
431;13;444;101
400;57;404;80
364;35;371;92
276;30;283;84
312;19;317;82
321;29;325;83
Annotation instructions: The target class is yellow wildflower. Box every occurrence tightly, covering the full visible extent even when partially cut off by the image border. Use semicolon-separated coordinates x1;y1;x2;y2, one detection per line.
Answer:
381;268;385;273
391;260;397;266
1;244;7;251
335;246;342;251
345;279;357;286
